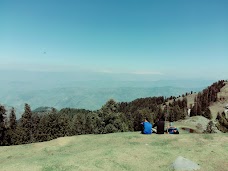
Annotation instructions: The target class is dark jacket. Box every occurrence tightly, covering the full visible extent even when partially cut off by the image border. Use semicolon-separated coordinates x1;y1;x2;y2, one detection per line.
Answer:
153;120;165;134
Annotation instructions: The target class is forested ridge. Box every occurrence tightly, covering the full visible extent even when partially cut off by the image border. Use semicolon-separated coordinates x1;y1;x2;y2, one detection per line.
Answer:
0;80;227;146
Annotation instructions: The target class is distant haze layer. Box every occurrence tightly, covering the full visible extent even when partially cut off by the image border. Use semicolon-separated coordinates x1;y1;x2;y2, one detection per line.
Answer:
0;70;215;117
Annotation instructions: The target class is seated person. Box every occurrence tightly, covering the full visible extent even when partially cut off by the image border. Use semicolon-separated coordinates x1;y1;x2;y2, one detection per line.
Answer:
168;127;179;134
167;122;179;134
141;117;152;134
153;117;165;134
152;127;157;133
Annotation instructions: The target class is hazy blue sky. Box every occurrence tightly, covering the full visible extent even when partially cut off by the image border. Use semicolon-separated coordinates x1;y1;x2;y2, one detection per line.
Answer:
0;0;228;81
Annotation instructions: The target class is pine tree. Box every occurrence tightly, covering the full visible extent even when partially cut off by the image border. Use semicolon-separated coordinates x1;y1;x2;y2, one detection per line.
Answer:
31;114;40;142
196;102;202;116
6;107;18;145
0;105;7;145
36;115;49;142
9;107;17;129
176;106;186;120
57;113;71;137
203;107;212;120
20;103;33;143
43;110;60;140
85;114;93;134
190;105;196;117
182;97;188;108
72;113;86;135
169;107;175;122
99;99;129;133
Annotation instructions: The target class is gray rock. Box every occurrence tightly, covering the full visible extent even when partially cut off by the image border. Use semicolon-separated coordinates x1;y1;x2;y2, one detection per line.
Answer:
172;156;200;171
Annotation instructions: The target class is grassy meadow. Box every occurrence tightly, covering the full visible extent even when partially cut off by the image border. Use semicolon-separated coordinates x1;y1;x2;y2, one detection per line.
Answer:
0;131;227;171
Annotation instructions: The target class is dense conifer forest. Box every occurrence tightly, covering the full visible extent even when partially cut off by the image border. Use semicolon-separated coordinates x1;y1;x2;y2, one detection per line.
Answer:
0;80;227;146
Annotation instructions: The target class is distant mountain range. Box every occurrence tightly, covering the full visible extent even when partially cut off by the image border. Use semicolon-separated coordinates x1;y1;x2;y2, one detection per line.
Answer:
0;72;215;117
1;85;202;117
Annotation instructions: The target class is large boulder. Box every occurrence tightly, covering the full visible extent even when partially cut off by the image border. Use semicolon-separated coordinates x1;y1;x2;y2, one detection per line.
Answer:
171;156;200;171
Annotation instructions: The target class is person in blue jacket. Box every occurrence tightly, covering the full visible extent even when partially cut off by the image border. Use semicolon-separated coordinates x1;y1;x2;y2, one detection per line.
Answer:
167;122;179;134
141;117;152;134
168;127;179;134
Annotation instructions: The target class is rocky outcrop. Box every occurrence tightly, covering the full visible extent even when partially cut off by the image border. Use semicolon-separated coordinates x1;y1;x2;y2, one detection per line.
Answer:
171;156;200;171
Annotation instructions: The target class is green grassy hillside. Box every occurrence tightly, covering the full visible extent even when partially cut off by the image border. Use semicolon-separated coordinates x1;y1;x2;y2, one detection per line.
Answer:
0;132;227;171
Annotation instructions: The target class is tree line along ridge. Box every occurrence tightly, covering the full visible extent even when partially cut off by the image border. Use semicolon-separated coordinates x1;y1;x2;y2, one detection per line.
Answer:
0;80;227;146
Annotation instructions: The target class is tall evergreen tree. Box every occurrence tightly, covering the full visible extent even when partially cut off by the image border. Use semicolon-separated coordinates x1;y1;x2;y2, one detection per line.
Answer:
57;113;71;137
9;107;17;129
203;107;212;120
182;97;188;108
36;115;49;142
99;99;130;133
20;103;33;143
31;113;41;142
6;107;18;145
0;105;7;145
72;113;87;135
168;107;175;122
174;105;186;121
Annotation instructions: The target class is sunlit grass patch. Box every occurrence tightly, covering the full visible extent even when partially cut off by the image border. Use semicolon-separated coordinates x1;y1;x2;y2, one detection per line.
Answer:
202;134;214;140
0;132;227;171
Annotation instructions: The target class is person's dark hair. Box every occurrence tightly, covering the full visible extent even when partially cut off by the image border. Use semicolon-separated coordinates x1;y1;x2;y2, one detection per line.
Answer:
145;117;149;122
158;116;165;121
